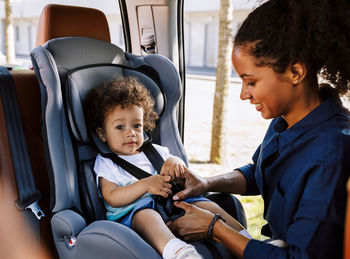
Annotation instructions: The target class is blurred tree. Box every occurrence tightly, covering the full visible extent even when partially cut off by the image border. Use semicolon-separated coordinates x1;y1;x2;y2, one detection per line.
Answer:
210;0;233;164
4;0;16;64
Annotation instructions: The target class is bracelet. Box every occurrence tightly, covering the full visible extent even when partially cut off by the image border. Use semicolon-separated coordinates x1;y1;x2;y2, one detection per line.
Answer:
208;214;225;239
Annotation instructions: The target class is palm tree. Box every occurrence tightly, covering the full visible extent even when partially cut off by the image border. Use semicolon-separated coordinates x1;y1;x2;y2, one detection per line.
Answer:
209;0;233;164
4;0;15;64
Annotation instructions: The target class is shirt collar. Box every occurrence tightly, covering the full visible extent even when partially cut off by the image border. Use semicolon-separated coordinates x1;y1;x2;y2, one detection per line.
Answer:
273;87;345;146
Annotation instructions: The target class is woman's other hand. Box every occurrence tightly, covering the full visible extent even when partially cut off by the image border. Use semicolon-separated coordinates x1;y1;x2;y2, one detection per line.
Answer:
168;201;214;241
172;167;208;201
169;201;250;258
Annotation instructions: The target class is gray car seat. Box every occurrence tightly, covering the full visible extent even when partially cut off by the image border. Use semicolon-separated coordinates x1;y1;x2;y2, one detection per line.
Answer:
30;4;245;259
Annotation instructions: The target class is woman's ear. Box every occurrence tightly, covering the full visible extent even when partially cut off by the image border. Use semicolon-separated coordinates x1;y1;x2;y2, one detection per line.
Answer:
289;62;307;86
96;127;107;142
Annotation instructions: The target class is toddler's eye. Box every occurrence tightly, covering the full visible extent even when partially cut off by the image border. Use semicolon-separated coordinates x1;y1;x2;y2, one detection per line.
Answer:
116;125;125;130
247;81;255;86
134;124;143;129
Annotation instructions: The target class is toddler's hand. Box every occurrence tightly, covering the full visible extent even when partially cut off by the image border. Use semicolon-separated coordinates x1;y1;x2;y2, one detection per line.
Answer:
160;157;186;181
144;175;172;198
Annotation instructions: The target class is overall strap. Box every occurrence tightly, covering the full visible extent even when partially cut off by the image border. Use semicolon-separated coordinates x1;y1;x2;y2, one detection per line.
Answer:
0;66;45;233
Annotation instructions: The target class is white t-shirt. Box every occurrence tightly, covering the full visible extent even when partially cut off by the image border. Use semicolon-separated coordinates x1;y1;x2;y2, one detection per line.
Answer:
94;144;174;221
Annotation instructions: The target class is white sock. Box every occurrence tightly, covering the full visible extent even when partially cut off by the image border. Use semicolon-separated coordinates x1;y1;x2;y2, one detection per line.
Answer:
162;238;187;259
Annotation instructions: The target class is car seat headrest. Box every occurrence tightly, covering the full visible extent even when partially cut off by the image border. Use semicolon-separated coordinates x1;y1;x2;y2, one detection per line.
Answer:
40;37;127;73
66;64;165;144
36;4;111;46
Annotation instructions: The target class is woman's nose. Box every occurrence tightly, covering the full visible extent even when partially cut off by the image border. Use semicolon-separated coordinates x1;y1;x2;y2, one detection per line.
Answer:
240;84;251;100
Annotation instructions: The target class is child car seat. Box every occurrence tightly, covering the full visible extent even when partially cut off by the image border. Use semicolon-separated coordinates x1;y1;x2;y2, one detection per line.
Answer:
31;4;245;258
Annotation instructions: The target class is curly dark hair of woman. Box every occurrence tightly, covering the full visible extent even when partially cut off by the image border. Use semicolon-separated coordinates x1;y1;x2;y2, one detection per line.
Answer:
84;76;158;133
234;0;350;95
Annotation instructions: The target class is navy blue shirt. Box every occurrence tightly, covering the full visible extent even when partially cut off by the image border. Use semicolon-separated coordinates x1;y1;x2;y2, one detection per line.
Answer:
239;89;350;258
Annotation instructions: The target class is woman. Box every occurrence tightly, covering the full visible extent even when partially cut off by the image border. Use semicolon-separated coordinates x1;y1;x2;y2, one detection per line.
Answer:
169;0;350;258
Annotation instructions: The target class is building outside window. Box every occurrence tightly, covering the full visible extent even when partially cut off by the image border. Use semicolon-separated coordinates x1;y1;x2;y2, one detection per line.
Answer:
0;0;254;74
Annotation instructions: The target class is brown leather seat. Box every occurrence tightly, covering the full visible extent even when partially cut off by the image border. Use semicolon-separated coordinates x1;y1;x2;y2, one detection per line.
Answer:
36;4;110;46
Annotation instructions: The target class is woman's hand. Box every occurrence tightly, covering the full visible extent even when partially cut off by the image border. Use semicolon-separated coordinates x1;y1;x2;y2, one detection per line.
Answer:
172;167;208;201
160;157;186;181
168;201;215;241
143;175;172;198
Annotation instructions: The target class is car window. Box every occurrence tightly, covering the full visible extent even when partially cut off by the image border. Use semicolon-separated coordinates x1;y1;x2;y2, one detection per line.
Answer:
183;0;269;169
0;0;124;68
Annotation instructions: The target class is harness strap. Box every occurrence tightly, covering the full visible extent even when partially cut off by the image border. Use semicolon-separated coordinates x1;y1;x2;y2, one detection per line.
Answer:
101;134;165;179
101;152;152;179
0;66;44;232
139;139;164;173
100;137;183;222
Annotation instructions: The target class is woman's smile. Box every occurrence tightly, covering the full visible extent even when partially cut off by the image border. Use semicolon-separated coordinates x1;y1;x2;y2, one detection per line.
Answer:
254;103;263;111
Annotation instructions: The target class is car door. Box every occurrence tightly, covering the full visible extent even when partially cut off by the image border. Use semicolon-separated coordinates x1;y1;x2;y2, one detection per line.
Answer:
118;0;186;140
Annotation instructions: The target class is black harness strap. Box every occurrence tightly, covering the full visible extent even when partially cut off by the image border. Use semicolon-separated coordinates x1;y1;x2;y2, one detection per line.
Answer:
139;140;165;173
0;66;44;233
99;139;186;222
101;152;152;179
101;137;165;179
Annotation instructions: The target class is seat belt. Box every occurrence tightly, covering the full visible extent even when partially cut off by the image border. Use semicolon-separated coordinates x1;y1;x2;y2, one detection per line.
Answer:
101;138;164;179
0;66;44;234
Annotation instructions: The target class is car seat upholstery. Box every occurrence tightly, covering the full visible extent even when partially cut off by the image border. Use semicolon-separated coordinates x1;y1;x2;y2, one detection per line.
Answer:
30;4;244;258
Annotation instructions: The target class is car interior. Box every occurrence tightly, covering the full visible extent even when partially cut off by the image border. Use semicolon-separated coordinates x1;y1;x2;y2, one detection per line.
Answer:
0;2;246;258
0;1;349;259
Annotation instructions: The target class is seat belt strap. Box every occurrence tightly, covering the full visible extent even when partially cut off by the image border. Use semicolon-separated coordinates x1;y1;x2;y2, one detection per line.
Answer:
100;136;165;180
0;66;44;222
